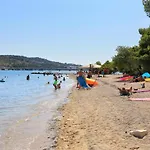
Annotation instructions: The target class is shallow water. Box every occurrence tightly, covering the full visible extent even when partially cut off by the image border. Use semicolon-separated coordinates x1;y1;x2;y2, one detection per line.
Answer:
0;70;75;149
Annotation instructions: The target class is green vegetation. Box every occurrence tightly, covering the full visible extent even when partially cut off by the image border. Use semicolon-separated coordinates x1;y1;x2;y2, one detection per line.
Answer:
143;0;150;17
100;3;150;75
0;55;80;70
101;27;150;74
96;61;101;66
113;46;139;74
101;60;114;72
112;27;150;74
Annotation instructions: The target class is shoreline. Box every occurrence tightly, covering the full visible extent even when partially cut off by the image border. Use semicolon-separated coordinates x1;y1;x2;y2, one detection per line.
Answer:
0;76;76;150
55;75;150;150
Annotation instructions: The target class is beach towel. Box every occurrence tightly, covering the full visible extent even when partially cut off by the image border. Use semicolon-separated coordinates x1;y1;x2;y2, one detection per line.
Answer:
129;98;150;101
145;78;150;82
133;90;150;93
120;76;133;81
77;76;89;89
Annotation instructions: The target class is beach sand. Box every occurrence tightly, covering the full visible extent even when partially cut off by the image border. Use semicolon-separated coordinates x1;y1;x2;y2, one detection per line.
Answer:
56;75;150;150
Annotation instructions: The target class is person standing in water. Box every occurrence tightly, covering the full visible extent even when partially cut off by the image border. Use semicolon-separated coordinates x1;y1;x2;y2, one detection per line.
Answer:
53;74;58;90
63;77;65;81
57;81;62;89
26;75;30;80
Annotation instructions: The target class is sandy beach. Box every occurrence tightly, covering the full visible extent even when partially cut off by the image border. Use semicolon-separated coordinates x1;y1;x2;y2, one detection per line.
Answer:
56;75;150;150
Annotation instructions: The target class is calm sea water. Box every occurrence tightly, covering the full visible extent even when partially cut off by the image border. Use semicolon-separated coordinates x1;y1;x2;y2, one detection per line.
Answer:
0;70;75;135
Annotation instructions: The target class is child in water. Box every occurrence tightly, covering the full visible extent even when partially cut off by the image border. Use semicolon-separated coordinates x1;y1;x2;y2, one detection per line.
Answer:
53;74;58;90
57;81;62;89
53;78;58;90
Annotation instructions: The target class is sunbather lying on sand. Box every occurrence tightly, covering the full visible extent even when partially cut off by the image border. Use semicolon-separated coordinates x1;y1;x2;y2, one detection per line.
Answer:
118;87;132;96
132;76;144;82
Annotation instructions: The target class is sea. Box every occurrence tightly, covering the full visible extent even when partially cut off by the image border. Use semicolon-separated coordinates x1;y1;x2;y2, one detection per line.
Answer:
0;70;76;150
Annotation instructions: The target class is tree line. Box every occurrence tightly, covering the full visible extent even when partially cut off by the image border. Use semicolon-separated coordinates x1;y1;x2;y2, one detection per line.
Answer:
97;1;150;75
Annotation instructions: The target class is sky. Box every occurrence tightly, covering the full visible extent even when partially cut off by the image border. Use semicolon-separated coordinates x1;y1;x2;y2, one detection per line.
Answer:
0;0;149;65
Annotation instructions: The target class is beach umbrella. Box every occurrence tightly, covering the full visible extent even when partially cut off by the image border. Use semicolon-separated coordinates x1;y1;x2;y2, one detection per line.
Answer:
92;64;101;69
80;64;90;69
142;72;150;78
80;64;101;69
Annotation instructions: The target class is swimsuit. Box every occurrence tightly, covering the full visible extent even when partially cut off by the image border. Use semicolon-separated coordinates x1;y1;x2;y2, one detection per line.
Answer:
53;80;58;85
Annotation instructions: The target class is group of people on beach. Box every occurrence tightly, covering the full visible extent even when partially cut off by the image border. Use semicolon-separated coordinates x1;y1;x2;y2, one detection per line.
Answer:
117;73;147;96
76;70;147;95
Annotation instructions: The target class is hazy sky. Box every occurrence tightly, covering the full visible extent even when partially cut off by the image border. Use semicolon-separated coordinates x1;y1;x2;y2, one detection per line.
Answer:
0;0;149;65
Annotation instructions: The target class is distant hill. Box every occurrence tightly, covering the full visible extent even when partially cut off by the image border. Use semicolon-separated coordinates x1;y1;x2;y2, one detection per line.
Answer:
0;55;80;70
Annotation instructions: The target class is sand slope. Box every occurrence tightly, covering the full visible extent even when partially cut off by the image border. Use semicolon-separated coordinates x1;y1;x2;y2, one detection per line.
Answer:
56;75;150;150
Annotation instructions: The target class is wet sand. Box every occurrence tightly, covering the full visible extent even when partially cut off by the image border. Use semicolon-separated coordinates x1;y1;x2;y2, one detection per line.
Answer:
56;75;150;150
